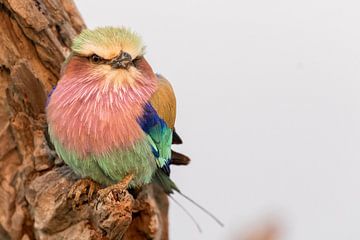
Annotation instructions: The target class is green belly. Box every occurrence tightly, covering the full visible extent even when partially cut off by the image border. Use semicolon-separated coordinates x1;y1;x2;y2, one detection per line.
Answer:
51;135;157;187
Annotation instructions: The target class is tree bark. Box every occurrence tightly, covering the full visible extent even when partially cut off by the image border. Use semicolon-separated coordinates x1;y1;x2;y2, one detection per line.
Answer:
0;0;169;239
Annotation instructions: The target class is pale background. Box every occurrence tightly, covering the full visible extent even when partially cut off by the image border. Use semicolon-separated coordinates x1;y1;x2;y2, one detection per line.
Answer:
76;1;360;239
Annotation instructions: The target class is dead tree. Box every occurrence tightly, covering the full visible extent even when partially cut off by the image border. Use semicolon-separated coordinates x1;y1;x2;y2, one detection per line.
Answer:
0;0;170;239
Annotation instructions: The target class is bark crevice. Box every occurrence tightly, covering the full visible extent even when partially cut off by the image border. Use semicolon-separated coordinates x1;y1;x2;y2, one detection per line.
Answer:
0;1;169;239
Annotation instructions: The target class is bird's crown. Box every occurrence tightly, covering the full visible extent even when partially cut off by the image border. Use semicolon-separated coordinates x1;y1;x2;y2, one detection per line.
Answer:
71;27;145;60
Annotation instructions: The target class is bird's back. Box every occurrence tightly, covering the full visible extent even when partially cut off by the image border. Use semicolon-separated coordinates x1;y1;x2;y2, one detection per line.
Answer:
150;74;177;129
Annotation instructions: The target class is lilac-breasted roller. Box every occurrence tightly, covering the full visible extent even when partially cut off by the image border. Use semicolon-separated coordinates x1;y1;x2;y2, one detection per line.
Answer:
46;27;222;227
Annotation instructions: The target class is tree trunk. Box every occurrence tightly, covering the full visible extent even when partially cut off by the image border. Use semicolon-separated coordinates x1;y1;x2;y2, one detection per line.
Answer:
0;0;169;239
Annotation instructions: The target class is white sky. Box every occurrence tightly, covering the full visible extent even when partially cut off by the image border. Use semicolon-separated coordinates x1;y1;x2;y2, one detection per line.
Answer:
76;1;360;239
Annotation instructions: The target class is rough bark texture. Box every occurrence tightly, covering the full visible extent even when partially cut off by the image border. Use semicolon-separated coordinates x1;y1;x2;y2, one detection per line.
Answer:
0;0;169;239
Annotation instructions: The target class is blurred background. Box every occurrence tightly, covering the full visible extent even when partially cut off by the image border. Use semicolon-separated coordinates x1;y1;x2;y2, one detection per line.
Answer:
76;1;360;239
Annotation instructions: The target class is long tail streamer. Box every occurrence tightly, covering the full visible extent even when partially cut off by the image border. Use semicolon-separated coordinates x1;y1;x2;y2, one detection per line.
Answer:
169;195;202;232
175;190;224;227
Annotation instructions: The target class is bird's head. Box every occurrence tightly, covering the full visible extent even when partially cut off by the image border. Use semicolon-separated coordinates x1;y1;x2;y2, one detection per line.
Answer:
61;27;156;92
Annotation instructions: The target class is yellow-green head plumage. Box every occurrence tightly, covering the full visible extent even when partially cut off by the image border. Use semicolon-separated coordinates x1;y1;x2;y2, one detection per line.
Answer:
71;26;145;60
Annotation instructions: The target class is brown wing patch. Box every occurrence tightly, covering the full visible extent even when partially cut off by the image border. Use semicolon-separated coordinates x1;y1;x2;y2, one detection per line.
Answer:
150;75;177;129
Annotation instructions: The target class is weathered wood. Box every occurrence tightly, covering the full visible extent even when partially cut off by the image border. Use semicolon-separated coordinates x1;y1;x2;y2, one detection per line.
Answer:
0;0;169;239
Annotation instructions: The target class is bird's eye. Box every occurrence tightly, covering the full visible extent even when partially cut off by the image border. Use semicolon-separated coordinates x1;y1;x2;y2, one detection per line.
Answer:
90;54;102;64
122;52;131;59
132;57;141;67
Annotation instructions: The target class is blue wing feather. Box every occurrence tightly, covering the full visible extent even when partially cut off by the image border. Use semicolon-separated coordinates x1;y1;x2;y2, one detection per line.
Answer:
46;85;57;106
138;103;172;175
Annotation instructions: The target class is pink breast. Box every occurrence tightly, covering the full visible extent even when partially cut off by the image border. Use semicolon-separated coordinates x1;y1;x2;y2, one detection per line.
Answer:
47;56;158;157
47;79;150;157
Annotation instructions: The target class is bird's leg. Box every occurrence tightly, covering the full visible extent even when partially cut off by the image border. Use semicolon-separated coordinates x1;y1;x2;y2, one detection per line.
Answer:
97;174;134;200
68;178;99;209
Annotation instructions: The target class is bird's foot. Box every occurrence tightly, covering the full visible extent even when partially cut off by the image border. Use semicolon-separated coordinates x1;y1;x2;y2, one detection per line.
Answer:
97;174;134;200
68;178;99;209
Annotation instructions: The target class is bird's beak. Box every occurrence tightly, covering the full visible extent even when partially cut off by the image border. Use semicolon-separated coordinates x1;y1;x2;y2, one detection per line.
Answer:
111;51;132;69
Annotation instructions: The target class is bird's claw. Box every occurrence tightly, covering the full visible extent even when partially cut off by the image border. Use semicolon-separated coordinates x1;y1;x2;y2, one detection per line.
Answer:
68;178;99;209
97;174;134;201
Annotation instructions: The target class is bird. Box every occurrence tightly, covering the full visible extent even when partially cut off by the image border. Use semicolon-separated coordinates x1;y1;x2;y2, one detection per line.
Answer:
46;26;222;227
46;26;188;200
